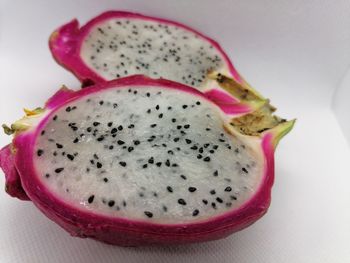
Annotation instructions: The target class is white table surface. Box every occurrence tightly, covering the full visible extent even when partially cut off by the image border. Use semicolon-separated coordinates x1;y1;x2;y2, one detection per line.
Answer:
1;1;350;262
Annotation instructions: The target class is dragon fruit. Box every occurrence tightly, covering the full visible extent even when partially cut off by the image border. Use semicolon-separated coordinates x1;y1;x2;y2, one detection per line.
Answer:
0;75;294;246
49;11;243;89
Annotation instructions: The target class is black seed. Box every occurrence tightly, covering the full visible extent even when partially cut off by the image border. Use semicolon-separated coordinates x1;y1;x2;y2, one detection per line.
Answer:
158;113;163;118
87;127;92;132
203;156;211;162
45;173;50;178
230;195;237;200
148;157;154;164
113;103;118;108
199;147;204;153
197;154;202;159
155;105;160;110
225;186;232;192
167;106;172;110
212;202;217;209
180;174;187;180
144;211;153;218
142;164;148;168
96;162;102;168
185;139;192;144
55;168;64;173
134;140;140;145
173;137;180;142
178;198;186;205
117;140;125;145
146;92;150;97
210;189;216;195
108;200;115;207
216;197;223;203
103;178;108;182
206;128;211;131
171;118;176;123
65;106;71;112
192;209;199;216
128;124;135;128
88;195;95;204
188;187;197;192
37;149;44;156
96;136;104;142
53;115;57;121
182;105;188;109
190;145;198;150
93;121;100;126
99;100;104;105
150;124;157;128
167;186;173;193
53;151;57;156
219;139;225;142
147;109;151;114
204;143;210;148
202;199;208;205
118;125;123;131
41;130;45;136
123;200;127;207
209;150;215;154
156;162;162;167
196;101;201;105
213;170;218;177
165;159;170;167
167;150;174;155
119;161;127;167
56;143;63;149
109;145;114;150
111;128;118;134
184;124;190;129
67;154;74;161
213;145;219;150
177;125;182;130
242;167;248;173
128;146;134;152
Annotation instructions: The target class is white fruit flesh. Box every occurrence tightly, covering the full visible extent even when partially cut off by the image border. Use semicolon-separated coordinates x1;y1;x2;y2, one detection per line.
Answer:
81;18;229;88
34;86;264;223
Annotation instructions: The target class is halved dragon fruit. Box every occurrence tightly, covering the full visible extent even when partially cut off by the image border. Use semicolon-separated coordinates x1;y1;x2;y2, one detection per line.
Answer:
0;75;294;246
49;11;243;89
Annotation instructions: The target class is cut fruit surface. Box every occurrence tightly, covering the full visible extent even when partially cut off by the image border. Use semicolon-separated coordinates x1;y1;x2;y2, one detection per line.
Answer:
49;11;241;88
0;76;294;246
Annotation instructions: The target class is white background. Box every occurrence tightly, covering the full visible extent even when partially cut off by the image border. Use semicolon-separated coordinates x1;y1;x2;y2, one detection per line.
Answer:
0;1;350;262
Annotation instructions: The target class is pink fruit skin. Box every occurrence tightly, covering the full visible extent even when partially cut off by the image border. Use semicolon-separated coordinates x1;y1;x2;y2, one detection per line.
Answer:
49;11;242;87
0;145;30;200
0;76;275;246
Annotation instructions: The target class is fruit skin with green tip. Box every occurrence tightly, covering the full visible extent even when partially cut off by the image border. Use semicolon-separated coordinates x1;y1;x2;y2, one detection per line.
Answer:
0;75;294;246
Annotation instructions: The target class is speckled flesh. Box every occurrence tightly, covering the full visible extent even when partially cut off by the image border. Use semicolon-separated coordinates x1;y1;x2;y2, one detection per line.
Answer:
49;11;241;88
0;76;289;246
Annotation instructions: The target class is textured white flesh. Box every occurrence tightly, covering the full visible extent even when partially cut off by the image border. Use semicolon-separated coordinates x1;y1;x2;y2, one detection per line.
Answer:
81;18;228;88
34;86;264;223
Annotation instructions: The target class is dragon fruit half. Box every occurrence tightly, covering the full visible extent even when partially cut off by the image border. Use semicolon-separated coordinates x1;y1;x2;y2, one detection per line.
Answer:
0;75;294;246
49;11;244;89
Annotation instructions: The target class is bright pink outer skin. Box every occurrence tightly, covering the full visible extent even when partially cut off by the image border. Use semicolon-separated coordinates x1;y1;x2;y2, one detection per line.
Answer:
0;145;29;200
4;76;275;246
49;11;242;86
